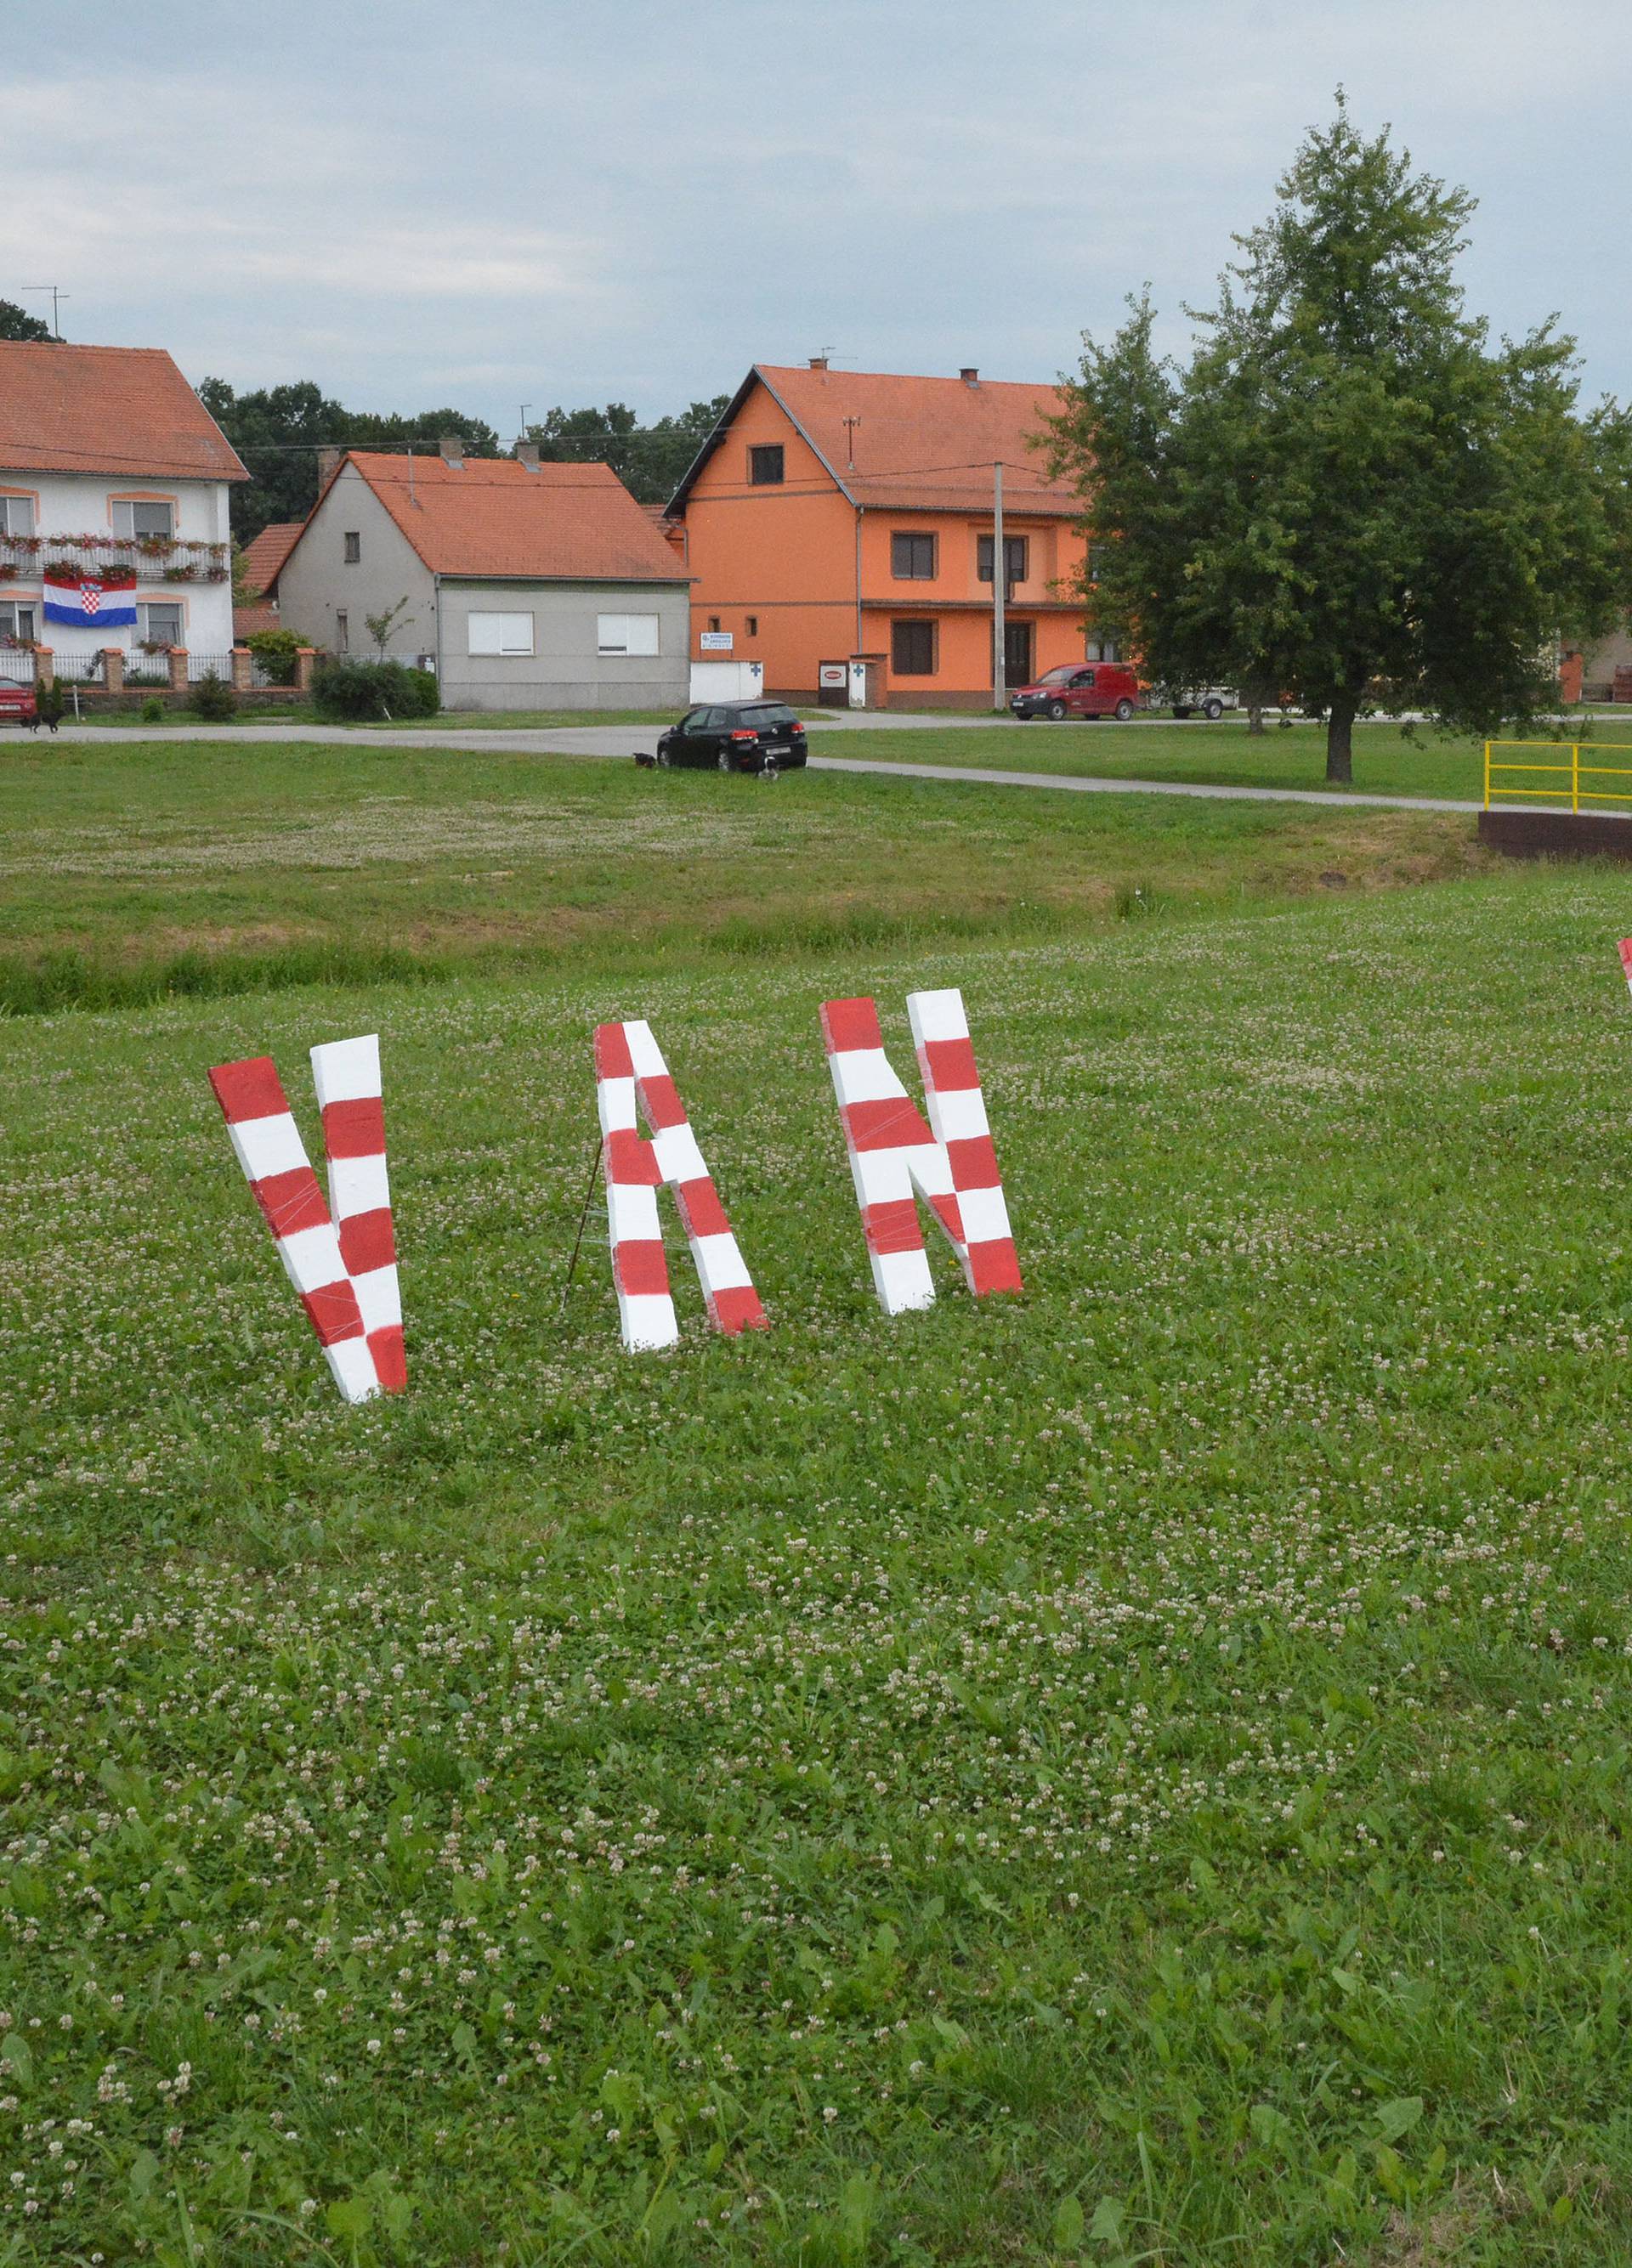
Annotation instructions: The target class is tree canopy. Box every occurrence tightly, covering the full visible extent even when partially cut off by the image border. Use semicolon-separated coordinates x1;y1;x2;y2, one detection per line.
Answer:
524;398;729;506
1049;99;1632;779
0;299;55;342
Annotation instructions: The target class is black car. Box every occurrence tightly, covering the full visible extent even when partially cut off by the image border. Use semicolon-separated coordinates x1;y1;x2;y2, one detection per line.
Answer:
654;701;808;772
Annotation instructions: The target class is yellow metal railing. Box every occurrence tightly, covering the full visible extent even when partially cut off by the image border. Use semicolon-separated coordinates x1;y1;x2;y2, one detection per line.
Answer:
1484;739;1632;814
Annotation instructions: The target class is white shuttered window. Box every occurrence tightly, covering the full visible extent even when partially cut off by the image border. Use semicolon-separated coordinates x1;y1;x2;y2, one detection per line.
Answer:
468;611;534;656
597;613;660;655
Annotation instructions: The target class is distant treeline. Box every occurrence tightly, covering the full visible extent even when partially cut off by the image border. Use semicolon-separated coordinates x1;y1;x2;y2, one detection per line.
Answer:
200;381;731;542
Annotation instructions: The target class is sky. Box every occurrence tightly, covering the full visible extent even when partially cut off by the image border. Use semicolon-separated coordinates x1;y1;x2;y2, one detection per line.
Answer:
6;0;1629;436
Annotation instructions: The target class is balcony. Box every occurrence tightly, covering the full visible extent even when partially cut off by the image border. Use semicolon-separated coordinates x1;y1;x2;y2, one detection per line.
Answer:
0;534;231;585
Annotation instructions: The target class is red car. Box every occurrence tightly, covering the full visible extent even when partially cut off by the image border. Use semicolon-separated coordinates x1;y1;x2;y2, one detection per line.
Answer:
0;683;41;732
1009;661;1142;721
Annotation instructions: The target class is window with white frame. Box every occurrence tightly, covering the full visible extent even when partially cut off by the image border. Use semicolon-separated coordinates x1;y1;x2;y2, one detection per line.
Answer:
0;599;38;644
112;499;175;540
468;610;535;656
596;612;660;655
0;495;36;537
139;602;184;648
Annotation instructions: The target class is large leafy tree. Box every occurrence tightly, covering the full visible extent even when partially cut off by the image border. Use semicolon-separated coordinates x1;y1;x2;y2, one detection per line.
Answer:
1049;100;1632;780
0;298;55;342
526;397;729;505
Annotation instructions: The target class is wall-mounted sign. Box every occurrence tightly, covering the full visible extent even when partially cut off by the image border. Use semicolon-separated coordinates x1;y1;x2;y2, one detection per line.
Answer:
819;664;847;688
700;631;734;653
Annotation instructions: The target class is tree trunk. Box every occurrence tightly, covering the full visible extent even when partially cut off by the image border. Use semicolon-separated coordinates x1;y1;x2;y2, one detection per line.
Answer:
1247;703;1266;737
1325;693;1357;783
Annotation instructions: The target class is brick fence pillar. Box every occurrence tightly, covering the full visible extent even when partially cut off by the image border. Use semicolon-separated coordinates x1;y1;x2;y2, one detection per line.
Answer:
167;647;189;695
101;648;124;696
32;646;53;688
230;645;252;693
294;644;317;693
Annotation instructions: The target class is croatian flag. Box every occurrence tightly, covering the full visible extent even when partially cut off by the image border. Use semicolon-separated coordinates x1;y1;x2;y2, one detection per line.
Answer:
43;573;137;629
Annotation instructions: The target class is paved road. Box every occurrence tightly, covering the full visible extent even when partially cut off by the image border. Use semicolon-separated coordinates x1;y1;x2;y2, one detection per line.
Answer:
37;715;1488;814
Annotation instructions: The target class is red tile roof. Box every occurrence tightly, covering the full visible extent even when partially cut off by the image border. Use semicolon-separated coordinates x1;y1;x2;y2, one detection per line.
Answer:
233;601;281;638
238;521;303;597
674;365;1074;516
319;454;689;582
0;342;246;481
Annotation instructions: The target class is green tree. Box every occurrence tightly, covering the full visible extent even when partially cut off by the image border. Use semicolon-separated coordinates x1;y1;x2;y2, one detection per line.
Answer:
1049;99;1632;782
0;298;55;342
525;395;728;505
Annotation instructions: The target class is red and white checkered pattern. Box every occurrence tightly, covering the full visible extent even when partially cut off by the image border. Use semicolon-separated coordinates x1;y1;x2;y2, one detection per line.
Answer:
820;987;1022;1315
309;1033;405;1394
208;1038;401;1404
594;1019;767;1350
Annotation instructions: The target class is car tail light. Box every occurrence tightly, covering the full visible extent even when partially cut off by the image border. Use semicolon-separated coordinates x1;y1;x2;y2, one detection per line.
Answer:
730;729;758;742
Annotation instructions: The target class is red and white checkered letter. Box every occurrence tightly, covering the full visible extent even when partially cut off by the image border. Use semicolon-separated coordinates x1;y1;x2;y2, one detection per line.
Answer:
820;987;1022;1315
208;1035;405;1404
594;1019;767;1351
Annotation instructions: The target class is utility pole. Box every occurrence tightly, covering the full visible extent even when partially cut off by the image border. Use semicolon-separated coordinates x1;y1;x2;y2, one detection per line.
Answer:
22;285;68;337
991;460;1006;712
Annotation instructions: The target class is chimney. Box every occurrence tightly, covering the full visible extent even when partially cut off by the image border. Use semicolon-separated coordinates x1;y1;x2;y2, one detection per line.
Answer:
513;440;541;470
439;433;464;467
808;355;829;371
960;367;979;387
316;444;343;485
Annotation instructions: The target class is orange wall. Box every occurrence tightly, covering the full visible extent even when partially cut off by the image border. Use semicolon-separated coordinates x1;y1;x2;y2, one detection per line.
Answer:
682;380;1095;703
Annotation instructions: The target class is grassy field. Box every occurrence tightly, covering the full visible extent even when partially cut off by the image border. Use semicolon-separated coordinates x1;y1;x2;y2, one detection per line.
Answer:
5;741;1632;2265
0;736;1487;1014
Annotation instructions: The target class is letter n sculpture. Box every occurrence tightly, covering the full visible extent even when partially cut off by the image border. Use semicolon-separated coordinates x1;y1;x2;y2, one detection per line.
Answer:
821;987;1022;1314
594;1019;767;1351
208;1034;405;1403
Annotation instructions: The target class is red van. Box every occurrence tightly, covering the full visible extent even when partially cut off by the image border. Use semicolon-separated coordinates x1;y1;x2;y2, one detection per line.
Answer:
1009;662;1142;721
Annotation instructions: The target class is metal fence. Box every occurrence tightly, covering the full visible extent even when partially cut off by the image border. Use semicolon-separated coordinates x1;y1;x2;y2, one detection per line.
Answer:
0;648;31;685
185;651;235;683
1484;740;1632;815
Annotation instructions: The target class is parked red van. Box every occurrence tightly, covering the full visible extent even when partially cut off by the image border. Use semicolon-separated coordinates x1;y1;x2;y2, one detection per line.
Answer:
1009;662;1142;721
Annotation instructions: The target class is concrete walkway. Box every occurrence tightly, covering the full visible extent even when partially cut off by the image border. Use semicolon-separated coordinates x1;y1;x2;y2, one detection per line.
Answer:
35;716;1487;815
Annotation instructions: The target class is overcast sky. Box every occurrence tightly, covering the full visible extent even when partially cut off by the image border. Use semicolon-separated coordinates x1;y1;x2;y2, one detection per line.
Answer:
7;0;1627;433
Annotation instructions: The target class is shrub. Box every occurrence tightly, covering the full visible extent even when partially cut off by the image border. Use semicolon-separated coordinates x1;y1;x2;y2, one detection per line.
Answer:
311;658;440;722
246;627;304;687
35;678;65;729
140;696;166;724
187;669;237;722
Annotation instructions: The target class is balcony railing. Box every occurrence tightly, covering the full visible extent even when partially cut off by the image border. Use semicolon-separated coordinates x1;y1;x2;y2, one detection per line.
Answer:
0;534;231;584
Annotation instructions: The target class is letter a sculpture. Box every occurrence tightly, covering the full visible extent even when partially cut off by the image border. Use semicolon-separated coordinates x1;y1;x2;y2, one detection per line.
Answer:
208;1034;405;1403
821;987;1022;1314
594;1019;767;1350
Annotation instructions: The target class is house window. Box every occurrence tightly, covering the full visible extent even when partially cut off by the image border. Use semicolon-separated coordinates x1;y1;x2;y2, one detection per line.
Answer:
749;444;785;485
343;530;361;563
336;611;348;653
139;602;183;649
1085;637;1119;662
745;615;758;637
0;600;37;644
892;619;937;676
977;534;1028;586
597;613;660;656
111;499;174;540
468;610;535;656
707;616;721;632
1086;541;1108;585
892;531;937;580
0;495;35;537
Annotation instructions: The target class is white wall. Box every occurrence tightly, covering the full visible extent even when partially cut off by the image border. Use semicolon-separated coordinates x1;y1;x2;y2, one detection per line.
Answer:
0;467;235;657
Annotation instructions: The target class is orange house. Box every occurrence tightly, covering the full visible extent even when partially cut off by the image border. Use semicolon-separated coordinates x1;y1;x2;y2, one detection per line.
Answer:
667;360;1104;708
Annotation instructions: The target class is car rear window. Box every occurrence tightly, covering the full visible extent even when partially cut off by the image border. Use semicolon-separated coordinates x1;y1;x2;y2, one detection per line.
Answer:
738;704;798;727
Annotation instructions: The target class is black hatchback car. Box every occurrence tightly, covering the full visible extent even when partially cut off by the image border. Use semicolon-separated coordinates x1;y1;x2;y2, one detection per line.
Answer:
655;701;808;772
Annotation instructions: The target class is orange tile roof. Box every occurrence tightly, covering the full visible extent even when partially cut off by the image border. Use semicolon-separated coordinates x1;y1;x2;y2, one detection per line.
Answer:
238;520;303;597
0;342;246;480
320;454;690;582
233;601;281;637
677;364;1075;515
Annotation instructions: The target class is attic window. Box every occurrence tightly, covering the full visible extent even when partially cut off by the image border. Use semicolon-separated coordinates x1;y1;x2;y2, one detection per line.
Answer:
0;495;35;537
749;444;785;486
343;531;361;563
112;499;173;540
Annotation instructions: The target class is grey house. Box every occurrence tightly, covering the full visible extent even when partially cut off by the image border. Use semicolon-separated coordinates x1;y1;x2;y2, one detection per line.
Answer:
273;442;691;711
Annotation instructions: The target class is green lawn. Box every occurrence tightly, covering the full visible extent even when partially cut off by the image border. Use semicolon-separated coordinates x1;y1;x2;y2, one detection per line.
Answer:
804;715;1632;804
5;745;1632;2264
0;737;1482;1014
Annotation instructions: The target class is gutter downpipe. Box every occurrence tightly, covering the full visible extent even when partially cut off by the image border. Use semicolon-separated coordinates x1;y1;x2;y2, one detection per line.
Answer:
854;505;864;659
434;571;443;692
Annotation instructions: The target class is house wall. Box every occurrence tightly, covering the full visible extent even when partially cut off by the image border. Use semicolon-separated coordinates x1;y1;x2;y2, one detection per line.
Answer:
273;464;435;660
437;580;689;712
677;381;1096;704
0;469;235;658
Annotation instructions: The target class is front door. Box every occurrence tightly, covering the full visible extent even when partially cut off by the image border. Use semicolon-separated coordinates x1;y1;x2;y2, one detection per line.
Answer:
1002;621;1033;689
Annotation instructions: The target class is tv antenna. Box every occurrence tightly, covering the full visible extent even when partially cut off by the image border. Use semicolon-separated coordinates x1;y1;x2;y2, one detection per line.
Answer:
22;285;69;337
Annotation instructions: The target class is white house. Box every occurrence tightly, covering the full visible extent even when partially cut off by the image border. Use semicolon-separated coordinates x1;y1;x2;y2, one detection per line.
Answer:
0;342;245;682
